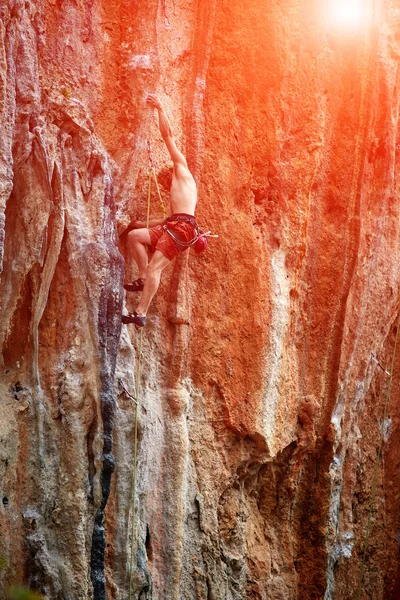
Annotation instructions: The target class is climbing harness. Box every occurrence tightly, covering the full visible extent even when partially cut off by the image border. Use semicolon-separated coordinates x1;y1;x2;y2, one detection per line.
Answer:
163;213;213;253
356;316;400;600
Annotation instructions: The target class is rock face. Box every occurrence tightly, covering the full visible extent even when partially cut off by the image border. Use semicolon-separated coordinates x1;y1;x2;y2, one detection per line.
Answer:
1;0;400;599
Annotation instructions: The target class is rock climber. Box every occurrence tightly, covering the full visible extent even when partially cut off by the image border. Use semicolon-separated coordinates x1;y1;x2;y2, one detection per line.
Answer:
122;94;202;328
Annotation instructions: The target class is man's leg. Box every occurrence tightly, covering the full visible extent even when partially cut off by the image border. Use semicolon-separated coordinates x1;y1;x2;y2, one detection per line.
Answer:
127;228;152;279
136;250;171;316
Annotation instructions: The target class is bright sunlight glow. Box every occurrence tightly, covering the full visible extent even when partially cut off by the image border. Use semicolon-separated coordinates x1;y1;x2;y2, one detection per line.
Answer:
326;0;369;29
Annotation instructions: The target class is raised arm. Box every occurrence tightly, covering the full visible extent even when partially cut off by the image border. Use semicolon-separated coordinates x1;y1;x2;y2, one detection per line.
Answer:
146;94;187;167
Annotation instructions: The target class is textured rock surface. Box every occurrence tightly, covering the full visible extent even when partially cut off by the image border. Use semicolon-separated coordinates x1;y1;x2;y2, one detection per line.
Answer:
1;0;400;599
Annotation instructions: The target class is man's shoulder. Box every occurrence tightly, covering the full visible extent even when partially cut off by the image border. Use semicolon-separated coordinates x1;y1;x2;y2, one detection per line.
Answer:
174;167;197;189
174;161;191;174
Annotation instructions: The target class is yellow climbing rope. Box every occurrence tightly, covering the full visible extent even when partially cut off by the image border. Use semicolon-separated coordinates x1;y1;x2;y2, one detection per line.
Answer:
128;142;166;600
128;326;143;600
356;310;400;600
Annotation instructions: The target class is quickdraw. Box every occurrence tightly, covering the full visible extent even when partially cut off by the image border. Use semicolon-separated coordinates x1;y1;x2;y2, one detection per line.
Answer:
161;0;171;27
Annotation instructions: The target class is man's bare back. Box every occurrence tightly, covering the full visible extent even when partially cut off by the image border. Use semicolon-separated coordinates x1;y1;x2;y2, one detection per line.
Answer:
170;163;197;215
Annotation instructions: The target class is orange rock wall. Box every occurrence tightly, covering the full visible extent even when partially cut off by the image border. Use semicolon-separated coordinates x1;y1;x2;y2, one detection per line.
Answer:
1;0;400;599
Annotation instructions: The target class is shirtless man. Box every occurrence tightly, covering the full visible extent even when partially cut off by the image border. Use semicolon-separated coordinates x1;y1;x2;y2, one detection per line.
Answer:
122;94;198;328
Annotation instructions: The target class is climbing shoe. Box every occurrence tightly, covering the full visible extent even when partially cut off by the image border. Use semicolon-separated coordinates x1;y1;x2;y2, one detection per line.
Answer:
122;311;146;328
124;278;145;292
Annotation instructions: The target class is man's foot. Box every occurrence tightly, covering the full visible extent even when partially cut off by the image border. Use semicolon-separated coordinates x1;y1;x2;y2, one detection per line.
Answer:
122;311;146;328
124;278;145;292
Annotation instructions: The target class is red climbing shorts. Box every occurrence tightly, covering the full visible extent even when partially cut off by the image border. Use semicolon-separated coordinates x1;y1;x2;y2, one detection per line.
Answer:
148;222;195;261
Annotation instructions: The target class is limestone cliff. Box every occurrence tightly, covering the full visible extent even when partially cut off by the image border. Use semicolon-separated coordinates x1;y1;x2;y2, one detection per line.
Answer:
1;0;400;599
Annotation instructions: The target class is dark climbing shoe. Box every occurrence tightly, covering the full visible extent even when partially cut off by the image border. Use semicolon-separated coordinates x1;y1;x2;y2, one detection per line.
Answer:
124;278;145;292
122;312;146;328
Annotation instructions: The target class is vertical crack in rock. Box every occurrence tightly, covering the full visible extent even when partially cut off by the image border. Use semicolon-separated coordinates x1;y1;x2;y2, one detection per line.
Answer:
89;177;124;598
184;0;217;179
150;2;218;596
323;25;383;600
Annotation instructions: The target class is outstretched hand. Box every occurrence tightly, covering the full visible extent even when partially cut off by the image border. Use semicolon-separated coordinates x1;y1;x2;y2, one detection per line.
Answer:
146;94;163;110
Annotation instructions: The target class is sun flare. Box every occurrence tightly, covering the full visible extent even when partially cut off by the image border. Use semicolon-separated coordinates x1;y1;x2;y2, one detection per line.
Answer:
326;0;369;29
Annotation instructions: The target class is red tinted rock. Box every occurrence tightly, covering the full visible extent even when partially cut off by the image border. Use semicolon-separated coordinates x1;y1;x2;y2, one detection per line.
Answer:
1;0;400;599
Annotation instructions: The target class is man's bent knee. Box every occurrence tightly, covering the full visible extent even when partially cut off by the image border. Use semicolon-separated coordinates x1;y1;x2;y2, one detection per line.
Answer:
128;228;151;246
128;229;142;243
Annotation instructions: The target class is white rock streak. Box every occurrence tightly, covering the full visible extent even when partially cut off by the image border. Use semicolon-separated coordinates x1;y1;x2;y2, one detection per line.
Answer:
261;249;290;455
